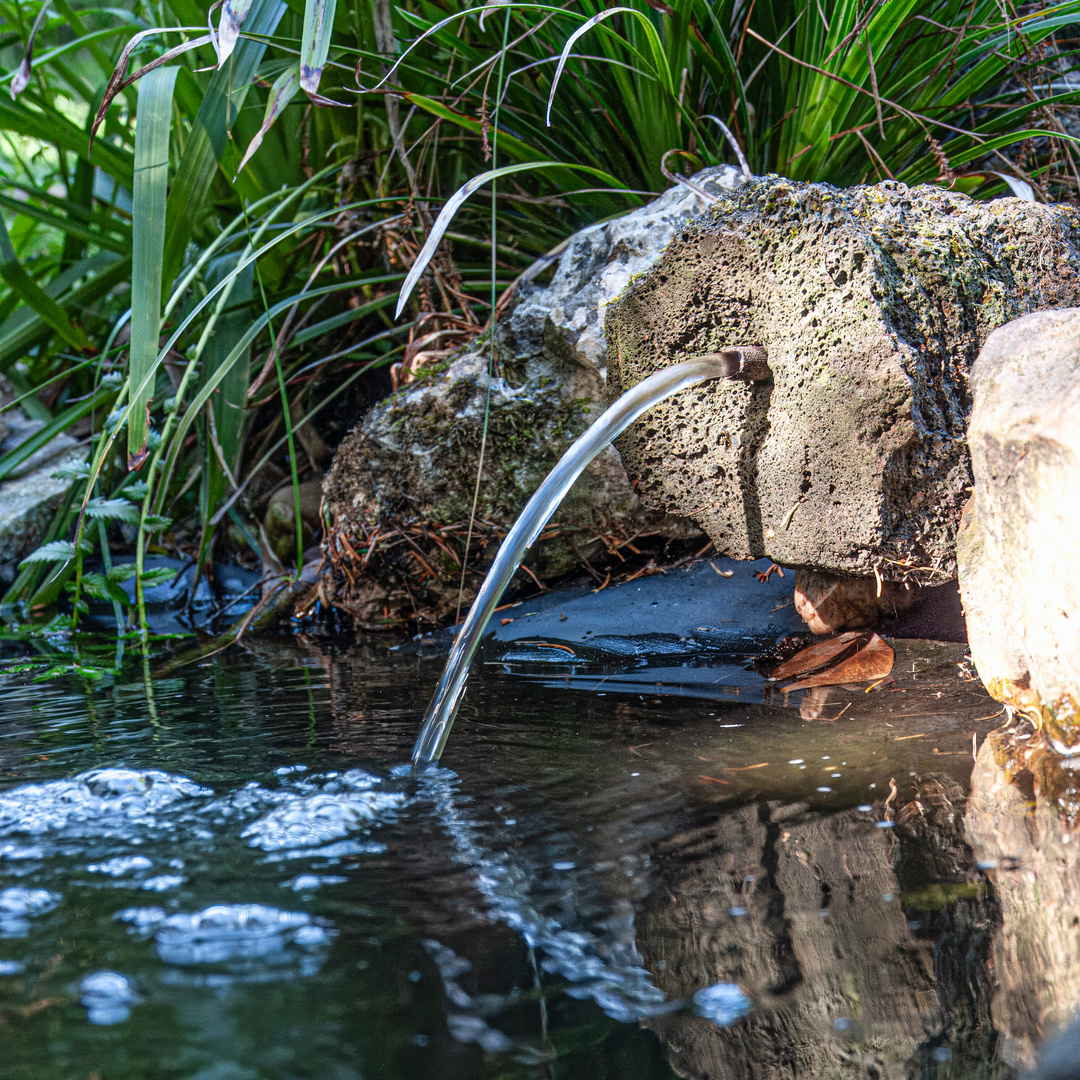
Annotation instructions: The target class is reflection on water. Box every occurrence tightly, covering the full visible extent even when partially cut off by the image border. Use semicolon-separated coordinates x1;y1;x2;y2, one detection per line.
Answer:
967;726;1080;1074
0;634;1075;1077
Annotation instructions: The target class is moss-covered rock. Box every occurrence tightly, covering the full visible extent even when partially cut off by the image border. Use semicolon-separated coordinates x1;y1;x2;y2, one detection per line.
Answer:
322;168;746;625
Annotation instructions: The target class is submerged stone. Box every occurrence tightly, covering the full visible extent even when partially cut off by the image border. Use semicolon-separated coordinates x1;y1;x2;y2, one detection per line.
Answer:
606;176;1080;584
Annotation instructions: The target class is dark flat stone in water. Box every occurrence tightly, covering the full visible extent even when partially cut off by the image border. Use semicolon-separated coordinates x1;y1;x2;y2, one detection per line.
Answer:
489;558;804;657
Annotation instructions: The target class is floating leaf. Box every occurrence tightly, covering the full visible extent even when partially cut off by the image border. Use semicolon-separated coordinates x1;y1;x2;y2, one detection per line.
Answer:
234;63;300;177
771;631;865;681
771;631;894;691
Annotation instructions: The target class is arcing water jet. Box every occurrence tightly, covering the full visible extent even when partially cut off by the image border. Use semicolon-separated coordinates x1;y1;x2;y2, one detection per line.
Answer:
411;350;770;765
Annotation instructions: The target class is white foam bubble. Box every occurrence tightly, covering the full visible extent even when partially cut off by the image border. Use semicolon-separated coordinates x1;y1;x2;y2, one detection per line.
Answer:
153;904;332;968
0;769;210;841
0;887;60;936
693;982;752;1026
80;970;139;1025
241;771;404;853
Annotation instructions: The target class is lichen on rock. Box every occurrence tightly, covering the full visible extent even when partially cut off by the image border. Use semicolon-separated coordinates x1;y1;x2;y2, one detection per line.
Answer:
606;175;1080;585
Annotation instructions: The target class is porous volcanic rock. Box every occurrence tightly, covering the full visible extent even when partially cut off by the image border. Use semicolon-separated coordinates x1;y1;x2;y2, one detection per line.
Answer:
957;309;1080;754
322;167;744;625
606;176;1080;584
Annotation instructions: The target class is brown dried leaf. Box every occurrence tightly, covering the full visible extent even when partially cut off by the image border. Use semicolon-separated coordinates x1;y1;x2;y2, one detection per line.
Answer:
770;630;866;682
782;633;894;691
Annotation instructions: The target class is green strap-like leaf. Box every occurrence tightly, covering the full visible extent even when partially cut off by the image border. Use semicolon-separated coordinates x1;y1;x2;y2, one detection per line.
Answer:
128;64;178;468
160;0;286;293
234;62;300;177
300;0;338;100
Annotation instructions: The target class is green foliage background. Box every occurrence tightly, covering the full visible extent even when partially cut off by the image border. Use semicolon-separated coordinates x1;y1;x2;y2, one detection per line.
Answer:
1;0;1078;637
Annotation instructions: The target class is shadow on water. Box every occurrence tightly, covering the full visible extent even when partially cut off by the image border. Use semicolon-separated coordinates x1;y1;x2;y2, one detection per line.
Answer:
0;627;1076;1078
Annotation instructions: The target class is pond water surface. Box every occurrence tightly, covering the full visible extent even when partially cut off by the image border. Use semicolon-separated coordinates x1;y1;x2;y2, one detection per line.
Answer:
0;615;1077;1080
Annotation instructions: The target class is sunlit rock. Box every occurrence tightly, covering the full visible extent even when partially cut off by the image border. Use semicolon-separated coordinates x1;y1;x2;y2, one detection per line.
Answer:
321;168;745;625
606;177;1080;586
957;309;1080;754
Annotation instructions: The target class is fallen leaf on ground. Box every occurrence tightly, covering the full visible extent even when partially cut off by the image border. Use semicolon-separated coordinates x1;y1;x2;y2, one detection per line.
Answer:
771;630;893;690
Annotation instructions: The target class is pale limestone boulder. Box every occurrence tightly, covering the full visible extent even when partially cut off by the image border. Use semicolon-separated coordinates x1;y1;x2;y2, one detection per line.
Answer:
957;309;1080;754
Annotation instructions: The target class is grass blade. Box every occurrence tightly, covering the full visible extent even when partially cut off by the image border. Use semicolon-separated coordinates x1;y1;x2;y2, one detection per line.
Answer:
395;161;623;319
215;0;253;64
545;6;673;127
161;0;286;292
300;0;338;101
0;213;90;350
234;63;300;177
10;0;55;98
127;64;178;469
